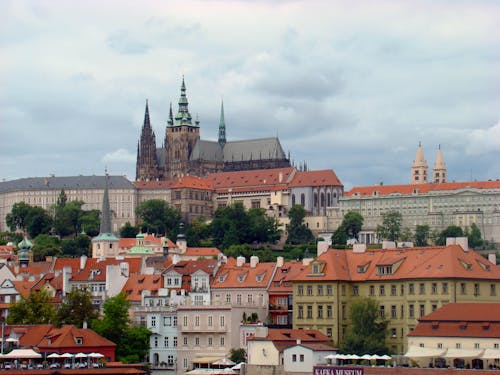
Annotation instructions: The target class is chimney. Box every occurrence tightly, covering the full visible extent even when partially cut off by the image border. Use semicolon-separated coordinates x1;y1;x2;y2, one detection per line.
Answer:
296;339;301;345
250;256;259;268
236;256;246;267
446;237;456;246
317;241;329;256
83;321;88;329
62;266;72;296
353;244;367;253
302;258;312;266
455;237;468;252
120;262;129;277
80;254;87;270
276;256;284;268
279;172;283;183
488;253;497;265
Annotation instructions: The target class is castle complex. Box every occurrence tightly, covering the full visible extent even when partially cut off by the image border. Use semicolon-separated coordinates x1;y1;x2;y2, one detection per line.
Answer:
136;78;290;181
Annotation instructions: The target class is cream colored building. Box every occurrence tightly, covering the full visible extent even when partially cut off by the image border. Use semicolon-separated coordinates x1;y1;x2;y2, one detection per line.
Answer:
0;175;136;234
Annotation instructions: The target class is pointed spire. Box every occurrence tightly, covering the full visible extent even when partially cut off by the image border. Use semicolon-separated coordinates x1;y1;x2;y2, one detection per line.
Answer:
433;144;447;183
411;142;429;184
175;76;193;126
143;99;151;129
167;102;174;126
99;171;112;234
218;100;226;148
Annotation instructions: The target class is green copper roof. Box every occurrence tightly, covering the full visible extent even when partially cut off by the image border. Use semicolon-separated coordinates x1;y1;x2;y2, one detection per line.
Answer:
128;246;154;254
92;233;119;242
18;236;33;252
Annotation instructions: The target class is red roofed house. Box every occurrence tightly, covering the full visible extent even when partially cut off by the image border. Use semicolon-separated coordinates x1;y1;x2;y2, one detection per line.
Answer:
407;303;500;369
4;324;116;361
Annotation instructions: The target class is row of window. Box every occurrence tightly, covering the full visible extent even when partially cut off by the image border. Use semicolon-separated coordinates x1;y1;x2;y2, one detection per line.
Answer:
150;316;177;327
181;335;225;347
420;343;500;349
152;335;178;348
296;304;346;320
180;315;225;328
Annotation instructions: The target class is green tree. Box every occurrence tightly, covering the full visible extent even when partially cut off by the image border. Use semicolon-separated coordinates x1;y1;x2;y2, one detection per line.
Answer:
229;348;246;363
211;203;250;249
247;208;281;244
332;211;364;245
136;199;182;237
415;225;430;246
185;216;210;247
7;290;55;324
80;209;100;237
54;200;86;237
92;293;151;364
436;225;464;246
32;234;62;261
223;244;254;259
467;223;483;249
55;289;98;328
286;205;314;245
120;222;140;238
376;210;402;242
399;227;413;242
61;234;91;257
6;202;32;232
25;206;53;238
340;297;388;355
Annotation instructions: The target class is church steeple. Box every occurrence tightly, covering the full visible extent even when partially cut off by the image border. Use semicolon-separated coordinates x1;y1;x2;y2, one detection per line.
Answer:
100;171;112;234
136;100;159;181
167;102;174;126
174;76;195;126
218;100;226;148
433;145;447;183
411;142;429;184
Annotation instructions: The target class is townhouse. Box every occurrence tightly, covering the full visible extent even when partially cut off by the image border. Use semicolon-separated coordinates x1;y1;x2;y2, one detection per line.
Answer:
293;240;500;355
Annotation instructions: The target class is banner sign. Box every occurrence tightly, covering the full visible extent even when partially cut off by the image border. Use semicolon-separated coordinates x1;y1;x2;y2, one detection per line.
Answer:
313;367;364;375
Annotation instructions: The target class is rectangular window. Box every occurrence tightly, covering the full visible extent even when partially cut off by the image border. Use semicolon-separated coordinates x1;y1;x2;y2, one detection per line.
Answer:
352;285;359;296
173;316;177;327
226;294;231;304
298;305;304;319
183;337;188;346
317;285;323;296
379;285;385;296
237;294;242;304
400;284;405;296
342;303;346;320
248;294;253;304
369;285;375;296
327;285;333;295
431;283;438;294
300;354;304;362
307;285;313;296
380;305;385;318
391;328;397;338
391;284;397;296
419;304;425;317
327;305;333;318
292;354;297;362
317;305;323;319
491;284;497;296
442;282;448;294
341;284;346;296
164;337;169;347
391;305;397;319
307;305;313;319
173;337;177;347
409;304;415;318
409;283;414;295
220;336;225;346
183;316;188;327
208;316;213;327
327;328;332;337
151;316;157;327
461;283;466;295
195;316;200;327
474;283;480;296
195;337;200;346
419;283;425;294
220;316;225;327
298;285;304;296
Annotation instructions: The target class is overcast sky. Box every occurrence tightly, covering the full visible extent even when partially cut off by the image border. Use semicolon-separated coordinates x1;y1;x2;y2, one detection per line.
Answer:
1;0;499;190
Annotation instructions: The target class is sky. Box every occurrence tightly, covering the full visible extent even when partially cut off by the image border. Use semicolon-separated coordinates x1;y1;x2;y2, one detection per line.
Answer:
1;0;499;190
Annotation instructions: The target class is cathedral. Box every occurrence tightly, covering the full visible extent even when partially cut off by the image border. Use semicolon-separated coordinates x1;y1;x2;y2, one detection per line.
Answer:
136;78;291;181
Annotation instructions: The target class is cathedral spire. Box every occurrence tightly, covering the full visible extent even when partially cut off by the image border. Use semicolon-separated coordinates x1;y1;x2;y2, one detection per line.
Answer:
144;99;151;129
433;144;447;183
100;170;112;234
175;76;193;126
411;142;429;184
167;102;174;126
218;100;226;148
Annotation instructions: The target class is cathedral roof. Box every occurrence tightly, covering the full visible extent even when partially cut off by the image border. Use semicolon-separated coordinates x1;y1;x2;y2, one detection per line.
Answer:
190;140;224;161
222;137;287;162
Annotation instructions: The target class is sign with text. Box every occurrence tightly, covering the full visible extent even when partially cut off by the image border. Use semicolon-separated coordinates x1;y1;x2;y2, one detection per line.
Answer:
313;367;364;375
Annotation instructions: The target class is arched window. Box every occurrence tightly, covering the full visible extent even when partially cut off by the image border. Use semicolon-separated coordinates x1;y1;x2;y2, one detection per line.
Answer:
291;194;296;206
300;194;305;206
314;193;318;208
327;192;331;207
320;192;325;207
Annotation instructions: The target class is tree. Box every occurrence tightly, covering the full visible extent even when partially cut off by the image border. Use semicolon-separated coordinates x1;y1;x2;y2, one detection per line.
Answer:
61;234;91;257
436;225;464;246
415;225;430;246
229;348;246;363
80;209;100;237
211;203;249;249
247;208;281;244
286;205;314;245
185;216;210;247
332;211;364;246
399;227;413;242
7;290;55;324
6;202;32;232
376;210;402;242
136;199;181;237
53;200;86;237
120;222;139;238
55;289;98;328
92;293;151;363
25;206;53;238
32;234;62;261
340;297;388;355
467;223;483;249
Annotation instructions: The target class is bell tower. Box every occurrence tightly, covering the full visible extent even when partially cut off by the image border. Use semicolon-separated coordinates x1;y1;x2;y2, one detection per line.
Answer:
411;142;429;184
433;145;447;183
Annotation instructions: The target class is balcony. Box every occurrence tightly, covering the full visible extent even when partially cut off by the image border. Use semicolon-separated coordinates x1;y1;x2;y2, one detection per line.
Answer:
268;303;291;312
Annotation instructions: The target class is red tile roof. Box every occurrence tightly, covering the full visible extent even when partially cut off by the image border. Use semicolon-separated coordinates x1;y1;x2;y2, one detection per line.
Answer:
269;261;306;293
184;247;221;258
249;328;330;342
208;167;295;190
295;245;500;282
164;259;218;276
212;259;276;289
70;258;141;282
133;180;175;189
345;180;500;197
171;176;214;190
122;274;163;302
289;170;343;187
409;303;500;338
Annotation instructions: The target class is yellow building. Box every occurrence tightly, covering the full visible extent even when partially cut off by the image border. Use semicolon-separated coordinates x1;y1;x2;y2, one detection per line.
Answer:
292;241;500;355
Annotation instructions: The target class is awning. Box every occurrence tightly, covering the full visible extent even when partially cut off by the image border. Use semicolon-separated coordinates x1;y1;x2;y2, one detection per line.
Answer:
3;349;42;359
482;349;500;359
445;348;484;359
405;346;446;358
192;357;224;364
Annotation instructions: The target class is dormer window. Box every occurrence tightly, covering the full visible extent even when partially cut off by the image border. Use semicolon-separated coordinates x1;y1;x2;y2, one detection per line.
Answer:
75;337;83;345
377;265;393;275
357;262;370;274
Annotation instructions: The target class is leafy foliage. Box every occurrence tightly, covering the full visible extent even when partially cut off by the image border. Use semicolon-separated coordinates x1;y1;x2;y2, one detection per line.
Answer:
435;225;464;245
32;234;62;261
185;216;211;247
466;223;483;249
55;289;98;328
92;293;151;363
286;205;314;245
229;348;246;363
6;202;32;232
332;211;364;245
61;234;91;258
119;222;140;238
135;199;182;238
7;290;55;325
376;210;402;242
6;202;53;237
340;297;388;355
415;225;430;246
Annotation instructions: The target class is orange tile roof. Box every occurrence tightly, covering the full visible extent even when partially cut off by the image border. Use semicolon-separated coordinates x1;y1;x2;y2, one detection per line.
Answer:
184;247;221;258
171;176;214;190
212;259;276;289
289;170;343;188
249;328;330;342
345;180;500;197
118;234;169;250
164;259;218;276
13;278;37;298
15;261;52;277
207;167;295;190
71;258;141;282
40;325;116;349
122;274;163;302
269;261;306;293
295;245;500;282
133;180;175;189
409;303;500;338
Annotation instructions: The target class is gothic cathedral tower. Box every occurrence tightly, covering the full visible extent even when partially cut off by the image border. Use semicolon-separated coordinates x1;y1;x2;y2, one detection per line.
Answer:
411;142;429;184
164;77;200;179
136;100;160;181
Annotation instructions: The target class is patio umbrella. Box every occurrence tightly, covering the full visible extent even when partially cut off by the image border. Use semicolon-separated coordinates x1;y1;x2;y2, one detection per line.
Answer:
75;353;87;358
231;362;244;370
47;353;60;359
60;353;74;358
360;354;374;360
380;355;392;361
212;358;235;366
88;352;104;358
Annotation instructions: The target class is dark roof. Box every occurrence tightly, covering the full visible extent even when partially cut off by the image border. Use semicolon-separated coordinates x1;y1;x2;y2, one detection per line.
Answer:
0;175;134;192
